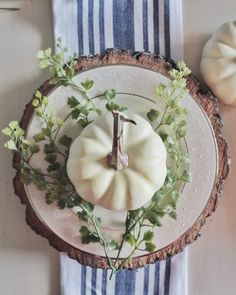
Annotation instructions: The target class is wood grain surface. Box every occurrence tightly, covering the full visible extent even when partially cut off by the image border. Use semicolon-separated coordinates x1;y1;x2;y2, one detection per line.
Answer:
13;49;230;269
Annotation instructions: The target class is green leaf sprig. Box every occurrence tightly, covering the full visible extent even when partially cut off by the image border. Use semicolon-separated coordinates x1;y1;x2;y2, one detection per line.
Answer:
147;61;192;176
103;89;128;112
67;95;94;128
37;37;100;116
107;62;192;276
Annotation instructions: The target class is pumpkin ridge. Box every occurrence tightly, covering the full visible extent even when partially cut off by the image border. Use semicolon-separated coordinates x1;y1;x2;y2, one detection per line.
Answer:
90;169;115;201
96;173;127;210
75;158;108;180
213;65;236;80
209;72;236;91
129;158;167;185
124;168;157;194
125;134;152;151
216;41;236;54
124;117;153;149
124;169;157;209
90;124;112;150
79;137;110;157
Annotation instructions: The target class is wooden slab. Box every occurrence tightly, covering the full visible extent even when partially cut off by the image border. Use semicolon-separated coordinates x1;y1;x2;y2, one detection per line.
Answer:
13;49;230;269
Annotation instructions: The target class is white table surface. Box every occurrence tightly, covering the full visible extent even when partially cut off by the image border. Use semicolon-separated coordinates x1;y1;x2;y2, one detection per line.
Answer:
0;1;236;294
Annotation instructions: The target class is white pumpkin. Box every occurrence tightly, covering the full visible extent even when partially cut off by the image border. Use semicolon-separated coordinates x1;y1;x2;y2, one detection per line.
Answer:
200;21;236;105
67;112;167;211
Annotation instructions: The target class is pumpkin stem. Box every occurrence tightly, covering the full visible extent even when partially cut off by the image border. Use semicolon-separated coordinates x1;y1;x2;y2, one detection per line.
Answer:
107;112;136;170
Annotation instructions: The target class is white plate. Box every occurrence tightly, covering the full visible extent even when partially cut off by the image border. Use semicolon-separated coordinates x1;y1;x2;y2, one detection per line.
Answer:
25;65;218;258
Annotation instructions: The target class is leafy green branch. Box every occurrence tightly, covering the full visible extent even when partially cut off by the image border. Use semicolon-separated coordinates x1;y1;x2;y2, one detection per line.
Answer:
2;39;192;278
147;62;191;175
32;90;67;156
2;91;120;272
37;37;100;116
67;95;94;128
109;170;182;276
107;62;192;274
78;202;119;271
147;61;191;132
2;121;50;190
103;89;128;112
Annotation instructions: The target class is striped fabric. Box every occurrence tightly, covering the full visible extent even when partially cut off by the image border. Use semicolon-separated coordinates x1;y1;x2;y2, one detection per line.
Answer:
52;0;187;294
52;0;183;61
60;252;187;295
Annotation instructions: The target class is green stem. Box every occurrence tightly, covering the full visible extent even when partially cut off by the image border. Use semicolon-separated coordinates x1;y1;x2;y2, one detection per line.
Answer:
48;134;66;158
110;212;146;278
20;157;49;177
69;81;97;112
113;219;145;274
35;106;66;158
154;105;168;131
115;213;143;261
113;214;129;265
80;205;116;272
48;56;98;115
111;178;179;274
52;111;73;141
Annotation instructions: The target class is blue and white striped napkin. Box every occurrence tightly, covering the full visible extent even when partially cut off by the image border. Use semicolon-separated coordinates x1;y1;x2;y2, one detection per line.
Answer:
52;0;183;61
52;1;187;294
60;251;187;295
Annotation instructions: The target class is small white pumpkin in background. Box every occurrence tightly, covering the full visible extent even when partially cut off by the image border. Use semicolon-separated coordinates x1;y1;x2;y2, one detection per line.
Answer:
67;112;167;211
200;21;236;105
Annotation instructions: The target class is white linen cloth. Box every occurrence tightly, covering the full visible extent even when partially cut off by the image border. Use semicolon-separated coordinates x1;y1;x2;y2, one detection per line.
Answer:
52;1;187;294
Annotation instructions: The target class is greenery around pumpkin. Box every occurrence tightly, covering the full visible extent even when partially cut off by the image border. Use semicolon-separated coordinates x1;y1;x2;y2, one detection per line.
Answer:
2;38;191;278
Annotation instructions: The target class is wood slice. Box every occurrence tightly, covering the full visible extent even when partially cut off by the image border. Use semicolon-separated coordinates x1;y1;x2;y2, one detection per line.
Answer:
13;49;230;269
